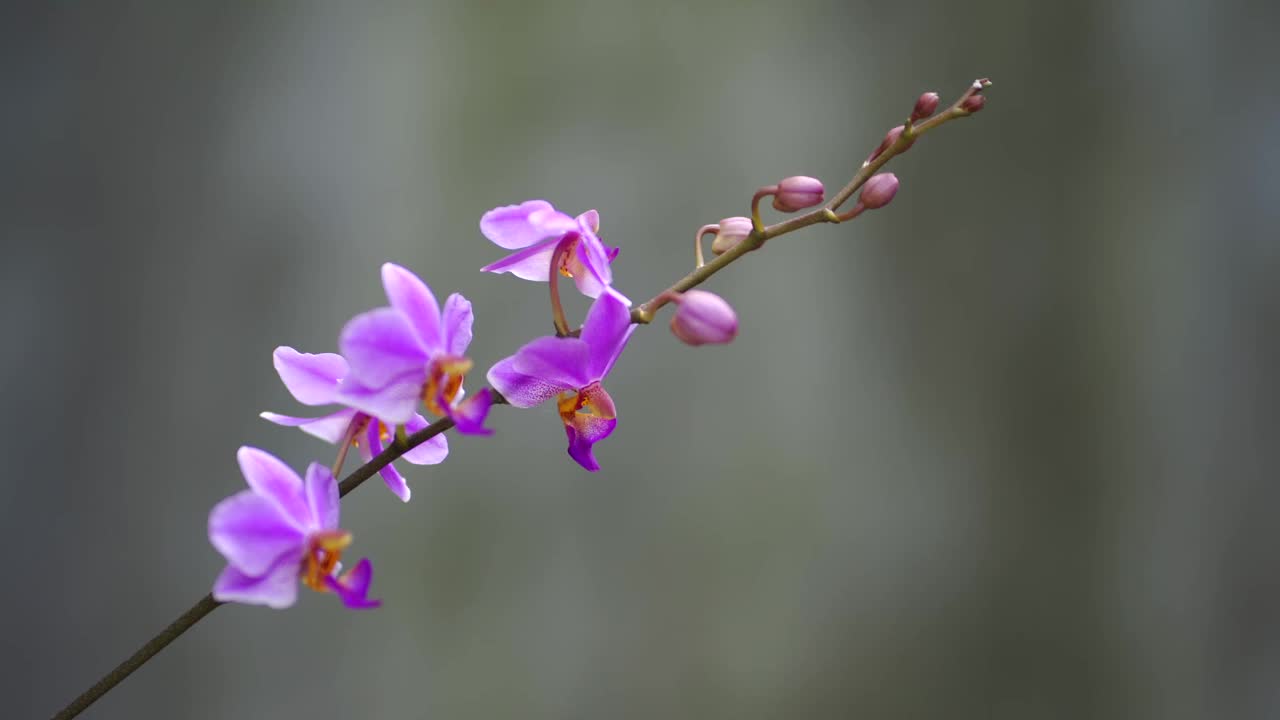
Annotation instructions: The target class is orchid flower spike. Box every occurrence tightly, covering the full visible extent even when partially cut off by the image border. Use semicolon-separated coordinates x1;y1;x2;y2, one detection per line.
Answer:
479;200;620;298
487;287;636;471
260;347;448;502
208;447;380;609
338;263;494;438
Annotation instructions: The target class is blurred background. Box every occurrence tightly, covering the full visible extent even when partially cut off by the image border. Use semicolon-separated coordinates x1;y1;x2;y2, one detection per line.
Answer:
4;1;1277;718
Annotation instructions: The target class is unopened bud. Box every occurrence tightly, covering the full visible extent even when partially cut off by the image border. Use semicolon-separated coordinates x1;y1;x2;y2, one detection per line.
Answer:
867;125;916;164
771;176;825;212
859;173;899;210
711;216;753;255
910;92;940;123
960;94;986;113
670;290;738;346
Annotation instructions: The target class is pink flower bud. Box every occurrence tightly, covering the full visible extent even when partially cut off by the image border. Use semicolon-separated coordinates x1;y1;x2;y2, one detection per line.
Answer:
670;290;738;346
771;176;825;212
960;94;986;113
867;125;916;163
711;216;753;255
859;173;899;210
910;92;940;122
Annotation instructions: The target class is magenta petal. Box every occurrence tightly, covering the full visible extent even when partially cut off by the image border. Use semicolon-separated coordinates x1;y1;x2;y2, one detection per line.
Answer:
325;558;382;609
512;336;592;388
212;556;302;609
381;263;444;353
564;415;617;472
480;200;578;250
261;408;360;445
303;462;339;530
339;307;429;390
401;413;450;464
208;490;306;576
570;233;615;299
273;347;348;406
581;288;637;381
447;387;494;436
480;236;559;282
365;422;411;502
576;209;600;233
487;356;571;409
442;293;474;357
337;376;423;426
235;447;311;529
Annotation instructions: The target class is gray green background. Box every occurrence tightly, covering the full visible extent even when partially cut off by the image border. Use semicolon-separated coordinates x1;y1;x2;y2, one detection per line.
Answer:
5;1;1277;718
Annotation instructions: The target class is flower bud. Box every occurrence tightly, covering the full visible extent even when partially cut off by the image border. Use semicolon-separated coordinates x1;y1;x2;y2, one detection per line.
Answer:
867;125;916;163
670;290;738;346
910;92;940;123
711;216;753;255
960;94;986;113
771;176;825;212
859;173;899;210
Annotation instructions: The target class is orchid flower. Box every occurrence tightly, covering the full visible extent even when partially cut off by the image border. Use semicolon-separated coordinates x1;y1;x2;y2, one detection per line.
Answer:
260;347;447;502
479;200;620;298
208;447;380;609
338;263;493;435
487;287;635;471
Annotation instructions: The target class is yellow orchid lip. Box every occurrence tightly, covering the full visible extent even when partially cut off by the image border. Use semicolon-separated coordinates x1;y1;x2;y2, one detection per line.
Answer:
302;530;353;592
423;355;472;417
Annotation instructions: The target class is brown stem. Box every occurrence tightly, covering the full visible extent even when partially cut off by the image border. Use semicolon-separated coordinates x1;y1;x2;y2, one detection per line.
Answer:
548;235;576;337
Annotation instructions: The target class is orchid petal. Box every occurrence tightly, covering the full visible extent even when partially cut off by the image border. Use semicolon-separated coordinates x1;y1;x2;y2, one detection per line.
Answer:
272;347;348;406
381;263;444;353
303;462;339;530
564;415;617;472
336;376;422;426
479;236;559;281
480;200;577;250
235;447;311;530
339;307;429;390
401;413;450;464
447;387;494;436
325;558;382;609
576;209;600;233
512;336;593;389
365;421;410;502
208;490;306;576
260;408;360;445
212;555;302;609
570;232;615;298
581;288;637;381
441;293;474;357
487;356;571;409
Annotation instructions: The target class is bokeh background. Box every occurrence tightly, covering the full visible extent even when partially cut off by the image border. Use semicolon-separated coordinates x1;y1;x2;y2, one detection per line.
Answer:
5;1;1277;718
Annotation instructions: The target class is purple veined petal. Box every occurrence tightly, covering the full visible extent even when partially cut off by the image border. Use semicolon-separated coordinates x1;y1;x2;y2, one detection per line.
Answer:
487;355;572;409
447;387;494;436
364;420;411;502
480;200;578;250
339;306;429;390
580;288;637;381
272;347;348;406
260;408;361;445
400;413;450;464
441;293;474;357
303;462;339;530
235;447;312;530
381;263;445;353
208;490;307;576
563;414;618;472
324;557;382;610
480;236;560;281
212;553;303;609
337;375;423;426
512;336;593;389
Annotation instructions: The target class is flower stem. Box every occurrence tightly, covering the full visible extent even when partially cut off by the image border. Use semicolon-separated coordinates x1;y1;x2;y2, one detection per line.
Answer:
548;235;576;337
51;76;990;720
